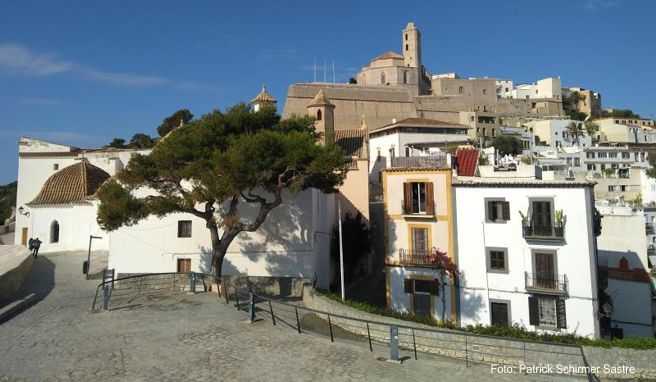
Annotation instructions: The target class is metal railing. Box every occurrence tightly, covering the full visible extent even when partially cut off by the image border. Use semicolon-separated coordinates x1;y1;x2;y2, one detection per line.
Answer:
525;272;568;294
390;155;447;169
226;284;593;378
522;222;565;241
91;271;215;311
646;223;655;235
397;249;441;268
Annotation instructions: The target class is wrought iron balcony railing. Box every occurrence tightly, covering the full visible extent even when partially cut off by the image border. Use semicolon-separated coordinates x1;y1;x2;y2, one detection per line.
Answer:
525;272;568;294
396;249;441;268
522;221;565;241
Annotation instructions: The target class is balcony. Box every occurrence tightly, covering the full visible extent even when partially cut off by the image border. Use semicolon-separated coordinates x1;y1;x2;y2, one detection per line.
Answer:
396;249;441;268
646;223;655;235
525;272;568;295
390;155;447;169
522;221;565;243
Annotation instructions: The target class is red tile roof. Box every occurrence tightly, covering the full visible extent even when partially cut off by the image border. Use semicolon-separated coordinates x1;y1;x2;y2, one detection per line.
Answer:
455;148;479;177
28;160;110;205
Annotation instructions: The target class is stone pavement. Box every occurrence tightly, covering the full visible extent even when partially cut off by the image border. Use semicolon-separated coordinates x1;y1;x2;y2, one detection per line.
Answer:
0;252;580;381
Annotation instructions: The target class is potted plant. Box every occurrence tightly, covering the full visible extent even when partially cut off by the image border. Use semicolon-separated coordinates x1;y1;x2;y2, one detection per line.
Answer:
519;210;531;236
554;209;566;237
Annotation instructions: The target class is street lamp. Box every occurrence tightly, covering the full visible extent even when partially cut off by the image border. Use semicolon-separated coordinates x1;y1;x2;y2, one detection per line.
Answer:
85;235;102;279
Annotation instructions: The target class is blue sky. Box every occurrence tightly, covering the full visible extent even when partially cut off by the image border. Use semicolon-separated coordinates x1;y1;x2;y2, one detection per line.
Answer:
0;0;654;183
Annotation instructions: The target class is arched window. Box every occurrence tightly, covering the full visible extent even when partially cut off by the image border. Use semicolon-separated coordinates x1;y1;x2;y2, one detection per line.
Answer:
316;109;322;121
403;71;408;84
50;220;60;243
458;86;464;94
380;72;386;85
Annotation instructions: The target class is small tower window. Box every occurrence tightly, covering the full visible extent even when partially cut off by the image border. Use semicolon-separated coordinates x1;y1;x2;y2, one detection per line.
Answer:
458;86;464;94
316;109;322;121
50;220;60;243
405;33;408;41
380;72;386;85
403;71;408;84
53;163;59;171
405;44;409;51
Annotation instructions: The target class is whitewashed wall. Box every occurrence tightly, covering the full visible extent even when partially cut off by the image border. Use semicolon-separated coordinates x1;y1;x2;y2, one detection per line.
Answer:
454;185;600;338
28;203;107;253
387;266;452;320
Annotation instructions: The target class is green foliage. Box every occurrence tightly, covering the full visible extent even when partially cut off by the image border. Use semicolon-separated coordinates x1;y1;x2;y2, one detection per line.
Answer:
520;156;532;165
317;290;656;349
584;121;599;137
566;110;588;121
330;212;370;287
0;181;17;224
157;109;194;137
97;103;348;276
128;133;156;149
602;108;641;119
491;135;522;156
107;138;127;148
478;155;489;165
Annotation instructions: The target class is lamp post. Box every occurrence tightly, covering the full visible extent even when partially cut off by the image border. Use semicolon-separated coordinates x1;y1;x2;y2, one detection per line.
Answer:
338;199;345;302
85;235;102;279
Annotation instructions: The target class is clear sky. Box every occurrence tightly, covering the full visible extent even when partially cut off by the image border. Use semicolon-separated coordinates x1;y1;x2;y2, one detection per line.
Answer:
0;0;654;184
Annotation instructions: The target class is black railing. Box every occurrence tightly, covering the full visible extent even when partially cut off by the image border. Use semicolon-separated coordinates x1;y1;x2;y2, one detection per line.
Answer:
397;249;441;267
232;287;593;378
525;272;568;294
646;223;655;235
522;222;565;241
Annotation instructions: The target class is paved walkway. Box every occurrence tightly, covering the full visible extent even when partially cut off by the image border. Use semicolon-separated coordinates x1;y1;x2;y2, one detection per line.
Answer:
0;252;579;381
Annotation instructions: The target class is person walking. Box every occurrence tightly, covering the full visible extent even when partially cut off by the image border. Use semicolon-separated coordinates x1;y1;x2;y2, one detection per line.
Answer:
32;237;42;257
28;238;34;253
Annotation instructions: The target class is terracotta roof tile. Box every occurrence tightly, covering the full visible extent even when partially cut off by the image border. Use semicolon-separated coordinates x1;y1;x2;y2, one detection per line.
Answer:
335;129;367;159
455;148;479;177
372;51;403;61
28;160;110;205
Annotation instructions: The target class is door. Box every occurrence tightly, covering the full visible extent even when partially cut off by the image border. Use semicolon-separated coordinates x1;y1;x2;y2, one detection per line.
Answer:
534;252;555;289
490;301;510;327
176;258;191;273
531;201;552;236
412;280;432;317
411;227;428;256
21;228;28;246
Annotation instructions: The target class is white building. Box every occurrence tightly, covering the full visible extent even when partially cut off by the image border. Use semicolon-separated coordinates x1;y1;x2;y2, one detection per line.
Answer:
496;79;514;99
527;119;592;149
511;77;562;100
454;177;601;338
596;205;655;337
14;137;148;252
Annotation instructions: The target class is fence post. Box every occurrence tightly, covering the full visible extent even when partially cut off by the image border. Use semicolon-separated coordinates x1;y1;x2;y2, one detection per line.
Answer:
249;292;256;323
523;341;527;364
102;284;110;310
295;306;302;334
465;335;469;367
268;300;276;326
366;322;373;352
327;314;334;342
389;326;400;362
223;280;230;305
412;329;417;360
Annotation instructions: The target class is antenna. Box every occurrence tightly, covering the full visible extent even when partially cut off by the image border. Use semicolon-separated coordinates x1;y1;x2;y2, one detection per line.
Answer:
313;57;317;83
332;61;336;83
323;59;327;82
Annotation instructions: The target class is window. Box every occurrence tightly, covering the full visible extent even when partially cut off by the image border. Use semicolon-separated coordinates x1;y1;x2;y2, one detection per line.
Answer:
316;109;322;121
620;185;626;192
598;152;607;158
566;158;572;165
458;86;464;94
405;44;408;51
405;33;408;41
403;182;434;215
404;146;411;157
487;248;508;273
177;220;192;238
389;147;395;158
482;89;487;95
380;72;386;85
608;185;615;192
574;158;580;167
609;152;618;158
411;227;429;255
50;220;60;243
490;301;510;327
403;71;407;84
404;279;438;317
587;164;595;171
528;295;566;329
53;163;59;171
586;152;595;158
177;258;191;273
486;199;510;223
530;200;553;236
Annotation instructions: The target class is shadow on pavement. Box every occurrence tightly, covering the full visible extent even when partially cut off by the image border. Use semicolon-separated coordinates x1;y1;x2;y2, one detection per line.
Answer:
0;256;55;324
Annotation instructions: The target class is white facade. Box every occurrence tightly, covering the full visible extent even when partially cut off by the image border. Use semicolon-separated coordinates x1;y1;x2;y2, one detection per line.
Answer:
14;137;149;252
108;189;336;289
528;119;592;149
511;77;561;100
454;180;600;338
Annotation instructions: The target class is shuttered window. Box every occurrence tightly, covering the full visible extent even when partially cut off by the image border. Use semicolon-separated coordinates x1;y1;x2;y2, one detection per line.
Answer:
486;199;510;222
528;295;566;329
403;182;435;215
178;220;192;238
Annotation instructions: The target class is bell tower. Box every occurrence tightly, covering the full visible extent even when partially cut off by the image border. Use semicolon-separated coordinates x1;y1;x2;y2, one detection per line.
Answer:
402;22;422;69
306;89;335;145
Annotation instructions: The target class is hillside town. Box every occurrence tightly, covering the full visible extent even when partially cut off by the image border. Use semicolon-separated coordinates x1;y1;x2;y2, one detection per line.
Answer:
2;20;656;380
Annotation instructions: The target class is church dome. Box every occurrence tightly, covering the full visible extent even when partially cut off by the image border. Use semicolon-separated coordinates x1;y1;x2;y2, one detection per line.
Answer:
28;160;110;205
371;51;403;62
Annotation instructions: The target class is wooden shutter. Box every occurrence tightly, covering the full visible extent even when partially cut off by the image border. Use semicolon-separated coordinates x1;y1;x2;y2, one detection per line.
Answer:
403;183;412;213
487;201;496;221
430;279;440;296
502;201;510;221
528;296;539;326
425;182;435;215
404;279;413;294
556;298;567;329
